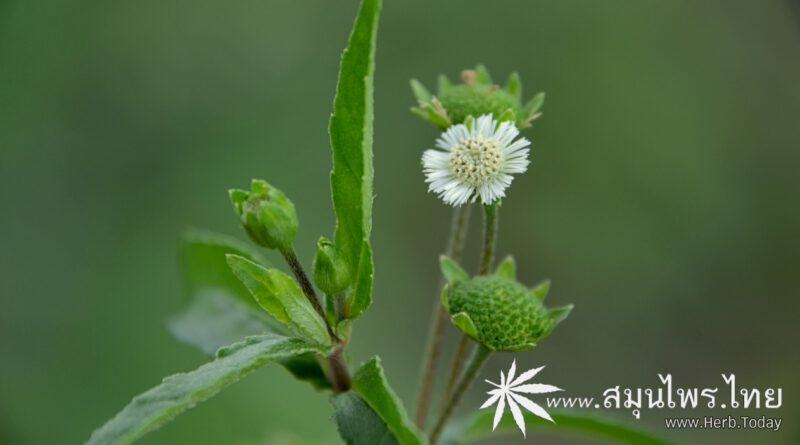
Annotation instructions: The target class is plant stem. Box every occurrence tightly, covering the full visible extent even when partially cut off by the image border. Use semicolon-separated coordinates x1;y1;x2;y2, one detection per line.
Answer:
442;334;470;400
281;247;338;341
436;202;500;423
479;202;499;275
327;344;352;392
430;344;492;444
415;204;472;428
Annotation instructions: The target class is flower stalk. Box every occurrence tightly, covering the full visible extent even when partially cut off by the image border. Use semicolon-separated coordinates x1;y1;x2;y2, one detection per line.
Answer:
430;344;493;444
415;204;472;428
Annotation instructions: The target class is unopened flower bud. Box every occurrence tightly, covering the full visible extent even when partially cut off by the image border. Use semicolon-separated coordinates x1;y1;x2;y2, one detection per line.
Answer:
313;237;352;295
229;179;298;252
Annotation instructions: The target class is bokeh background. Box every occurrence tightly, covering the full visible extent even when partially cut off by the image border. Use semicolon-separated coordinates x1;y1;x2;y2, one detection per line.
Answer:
1;0;798;444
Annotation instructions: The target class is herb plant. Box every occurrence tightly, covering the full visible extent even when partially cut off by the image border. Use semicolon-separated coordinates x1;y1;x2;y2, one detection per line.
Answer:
86;1;677;444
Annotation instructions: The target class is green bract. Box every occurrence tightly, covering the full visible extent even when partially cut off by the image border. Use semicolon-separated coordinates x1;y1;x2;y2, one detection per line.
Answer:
229;179;298;252
410;65;545;130
440;255;572;351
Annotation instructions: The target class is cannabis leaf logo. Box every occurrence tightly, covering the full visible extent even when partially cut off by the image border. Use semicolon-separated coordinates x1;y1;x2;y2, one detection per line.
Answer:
480;360;563;437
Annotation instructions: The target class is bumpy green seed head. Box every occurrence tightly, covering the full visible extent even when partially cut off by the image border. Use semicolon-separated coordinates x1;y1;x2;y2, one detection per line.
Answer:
410;65;545;130
440;255;572;351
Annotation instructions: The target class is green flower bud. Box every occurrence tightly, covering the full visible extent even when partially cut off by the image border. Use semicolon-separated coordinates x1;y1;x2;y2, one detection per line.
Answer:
440;255;572;351
410;64;545;130
229;179;298;252
312;237;352;295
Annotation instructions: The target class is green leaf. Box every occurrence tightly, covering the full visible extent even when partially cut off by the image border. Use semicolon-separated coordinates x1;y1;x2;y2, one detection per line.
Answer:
350;357;428;445
410;78;431;103
545;304;574;336
439;255;468;284
168;292;277;355
332;392;401;445
347;239;373;318
505;72;521;99
437;74;452;92
441;409;679;445
531;279;551;301
278;353;333;391
474;64;492;85
179;228;268;310
493;255;516;279
450;312;478;338
226;254;330;346
86;335;325;445
329;0;381;289
524;91;546;117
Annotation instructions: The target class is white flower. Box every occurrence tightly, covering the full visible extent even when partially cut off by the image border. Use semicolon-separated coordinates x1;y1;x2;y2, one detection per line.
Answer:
480;360;563;437
422;114;530;206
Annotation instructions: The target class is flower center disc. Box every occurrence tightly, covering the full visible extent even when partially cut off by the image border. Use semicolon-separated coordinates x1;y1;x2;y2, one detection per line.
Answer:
449;136;503;185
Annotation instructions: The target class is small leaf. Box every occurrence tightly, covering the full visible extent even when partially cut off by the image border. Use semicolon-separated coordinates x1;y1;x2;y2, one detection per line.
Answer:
278;353;333;391
524;92;546;117
441;409;679;445
545;304;574;336
167;292;279;355
347;239;373;319
179;229;267;310
226;254;290;324
530;279;551;301
332;392;401;445
350;357;428;445
494;255;516;279
437;74;452;92
329;0;381;286
410;79;432;103
474;64;492;85
86;335;325;445
440;285;449;311
505;72;521;99
451;312;478;338
227;255;330;346
496;108;515;123
440;255;469;284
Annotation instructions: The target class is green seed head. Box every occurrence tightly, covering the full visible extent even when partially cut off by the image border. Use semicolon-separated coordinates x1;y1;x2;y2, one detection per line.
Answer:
447;276;551;351
440;255;573;351
410;65;545;130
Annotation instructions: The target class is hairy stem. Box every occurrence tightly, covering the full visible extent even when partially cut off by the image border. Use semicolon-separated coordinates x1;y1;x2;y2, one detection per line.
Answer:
479;202;499;275
281;247;338;341
442;334;470;401
436;202;500;424
415;204;472;428
430;344;492;444
280;248;350;391
327;344;352;392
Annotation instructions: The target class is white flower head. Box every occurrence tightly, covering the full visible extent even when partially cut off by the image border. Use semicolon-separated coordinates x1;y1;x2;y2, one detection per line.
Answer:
422;114;531;206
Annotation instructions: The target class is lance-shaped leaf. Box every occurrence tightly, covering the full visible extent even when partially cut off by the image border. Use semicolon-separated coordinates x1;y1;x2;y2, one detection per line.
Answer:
347;357;428;445
86;335;325;445
227;254;330;347
329;0;380;312
332;392;401;445
493;255;516;279
169;230;329;389
440;255;469;284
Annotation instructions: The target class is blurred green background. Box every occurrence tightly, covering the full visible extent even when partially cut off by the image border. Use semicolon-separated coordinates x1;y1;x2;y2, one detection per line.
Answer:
1;0;798;444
